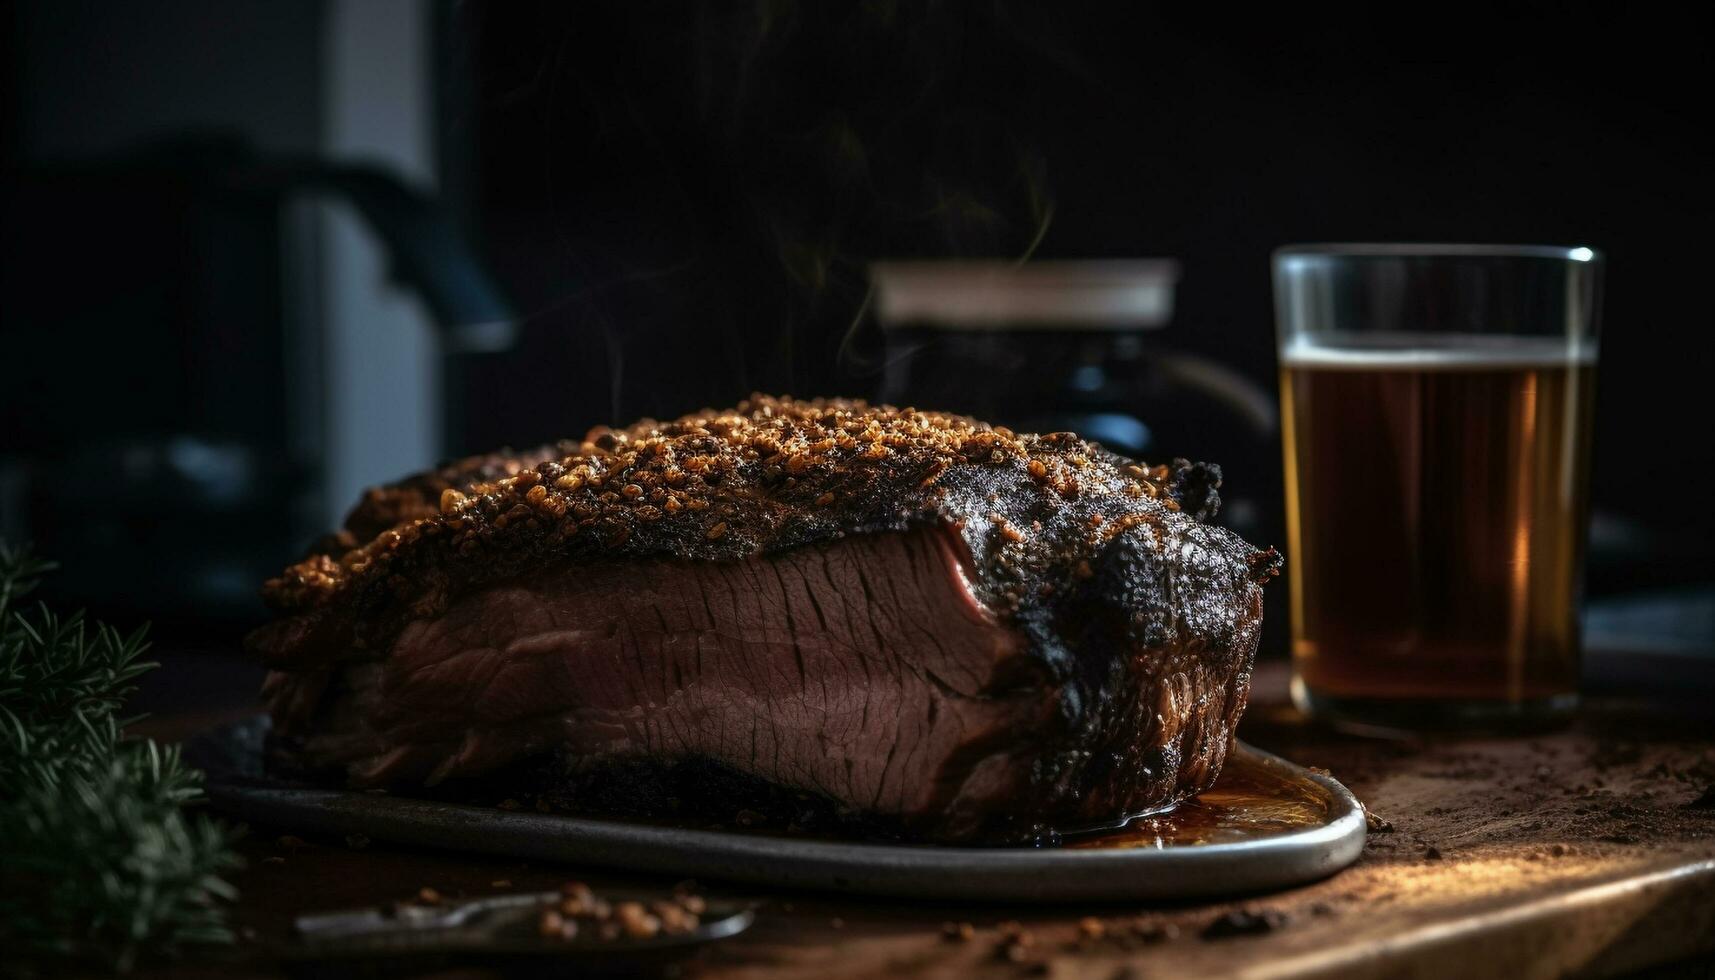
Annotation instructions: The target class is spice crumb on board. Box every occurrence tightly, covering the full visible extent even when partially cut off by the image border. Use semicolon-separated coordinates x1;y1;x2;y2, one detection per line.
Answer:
532;881;704;942
615;901;661;939
538;910;569;939
991;919;1041;963
1201;908;1288;939
941;921;976;942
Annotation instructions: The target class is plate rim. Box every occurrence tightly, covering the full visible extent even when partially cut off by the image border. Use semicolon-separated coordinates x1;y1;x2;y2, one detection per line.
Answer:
196;720;1366;902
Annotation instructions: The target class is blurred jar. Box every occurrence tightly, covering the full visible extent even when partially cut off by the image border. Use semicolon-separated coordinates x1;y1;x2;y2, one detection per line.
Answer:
871;260;1275;537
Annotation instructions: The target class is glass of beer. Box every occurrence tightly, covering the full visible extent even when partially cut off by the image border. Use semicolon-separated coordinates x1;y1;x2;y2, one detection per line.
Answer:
1273;245;1602;730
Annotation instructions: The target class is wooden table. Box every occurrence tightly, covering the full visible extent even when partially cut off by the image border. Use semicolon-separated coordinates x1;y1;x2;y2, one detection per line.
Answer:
141;662;1715;979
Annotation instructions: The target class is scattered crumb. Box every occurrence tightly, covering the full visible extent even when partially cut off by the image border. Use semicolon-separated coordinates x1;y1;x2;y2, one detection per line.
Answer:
1202;908;1288;939
1134;920;1181;943
538;909;567;938
615;901;661;939
532;883;702;943
942;921;975;942
993;920;1036;965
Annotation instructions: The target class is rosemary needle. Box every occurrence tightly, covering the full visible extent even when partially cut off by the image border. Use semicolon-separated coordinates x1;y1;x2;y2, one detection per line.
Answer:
0;541;242;973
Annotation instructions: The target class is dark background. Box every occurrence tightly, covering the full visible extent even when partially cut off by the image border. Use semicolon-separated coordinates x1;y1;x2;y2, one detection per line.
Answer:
2;2;1710;668
451;3;1711;538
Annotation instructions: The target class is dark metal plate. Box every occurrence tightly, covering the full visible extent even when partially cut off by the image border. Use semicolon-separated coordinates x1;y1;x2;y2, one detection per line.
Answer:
193;718;1364;903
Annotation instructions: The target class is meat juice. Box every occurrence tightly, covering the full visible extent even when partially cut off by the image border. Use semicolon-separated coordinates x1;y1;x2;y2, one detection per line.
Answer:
1279;338;1596;718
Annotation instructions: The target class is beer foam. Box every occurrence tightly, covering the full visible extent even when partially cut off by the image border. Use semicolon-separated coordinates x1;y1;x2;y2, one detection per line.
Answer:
1281;333;1597;369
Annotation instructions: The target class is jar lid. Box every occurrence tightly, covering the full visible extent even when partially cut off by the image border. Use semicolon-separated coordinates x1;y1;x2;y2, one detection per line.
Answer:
871;260;1180;331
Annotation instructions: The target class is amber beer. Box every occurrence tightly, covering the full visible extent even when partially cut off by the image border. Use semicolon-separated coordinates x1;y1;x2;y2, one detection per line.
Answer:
1281;340;1596;722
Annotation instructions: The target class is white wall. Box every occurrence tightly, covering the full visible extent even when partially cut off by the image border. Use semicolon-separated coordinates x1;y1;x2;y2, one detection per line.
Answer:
318;0;441;527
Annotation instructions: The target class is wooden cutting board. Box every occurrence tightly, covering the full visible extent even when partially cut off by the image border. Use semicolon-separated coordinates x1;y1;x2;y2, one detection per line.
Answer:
138;662;1715;979
677;664;1715;980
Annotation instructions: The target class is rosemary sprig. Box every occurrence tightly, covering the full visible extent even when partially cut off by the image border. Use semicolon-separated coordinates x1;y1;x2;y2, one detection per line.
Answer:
0;541;242;973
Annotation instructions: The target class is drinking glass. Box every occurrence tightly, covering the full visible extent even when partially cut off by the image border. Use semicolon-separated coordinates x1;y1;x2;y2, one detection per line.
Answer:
1273;244;1602;730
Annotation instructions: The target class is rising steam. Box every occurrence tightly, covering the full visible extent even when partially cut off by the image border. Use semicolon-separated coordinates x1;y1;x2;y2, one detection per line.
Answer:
492;1;1072;428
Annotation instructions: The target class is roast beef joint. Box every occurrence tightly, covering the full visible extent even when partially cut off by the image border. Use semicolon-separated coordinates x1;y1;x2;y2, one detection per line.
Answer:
251;397;1279;843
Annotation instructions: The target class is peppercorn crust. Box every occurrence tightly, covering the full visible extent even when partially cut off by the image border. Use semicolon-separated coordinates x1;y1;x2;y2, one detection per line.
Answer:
304;440;584;558
255;394;1276;670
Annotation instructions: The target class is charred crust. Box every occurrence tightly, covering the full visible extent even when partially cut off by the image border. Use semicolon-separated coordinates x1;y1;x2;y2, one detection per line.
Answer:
1165;459;1223;522
258;396;1273;664
1247;546;1284;583
330;441;582;547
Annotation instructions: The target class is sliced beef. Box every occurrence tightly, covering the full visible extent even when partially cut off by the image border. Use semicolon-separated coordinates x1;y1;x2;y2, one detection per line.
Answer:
252;396;1278;842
